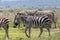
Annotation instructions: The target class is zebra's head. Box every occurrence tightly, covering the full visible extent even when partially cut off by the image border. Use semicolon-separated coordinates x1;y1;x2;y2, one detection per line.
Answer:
13;12;26;28
13;13;21;28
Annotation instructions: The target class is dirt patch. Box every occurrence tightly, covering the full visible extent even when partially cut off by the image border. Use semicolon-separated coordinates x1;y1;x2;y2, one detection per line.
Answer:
50;28;60;32
31;28;60;32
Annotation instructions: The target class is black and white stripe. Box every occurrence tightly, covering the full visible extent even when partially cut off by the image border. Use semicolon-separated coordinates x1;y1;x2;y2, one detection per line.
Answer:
13;13;51;38
0;17;9;38
32;15;51;28
1;18;9;24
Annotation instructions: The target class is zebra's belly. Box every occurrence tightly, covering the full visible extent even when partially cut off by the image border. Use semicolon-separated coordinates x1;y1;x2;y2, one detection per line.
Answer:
32;24;39;28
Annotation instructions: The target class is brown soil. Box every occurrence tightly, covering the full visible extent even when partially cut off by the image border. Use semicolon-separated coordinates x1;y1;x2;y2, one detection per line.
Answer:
50;28;60;32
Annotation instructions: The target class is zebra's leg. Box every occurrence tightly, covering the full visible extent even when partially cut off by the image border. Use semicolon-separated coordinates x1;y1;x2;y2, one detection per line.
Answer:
54;21;56;28
28;27;31;38
46;27;50;36
3;24;9;39
38;27;43;38
53;19;56;28
46;21;51;36
25;27;29;38
6;24;9;39
18;23;20;29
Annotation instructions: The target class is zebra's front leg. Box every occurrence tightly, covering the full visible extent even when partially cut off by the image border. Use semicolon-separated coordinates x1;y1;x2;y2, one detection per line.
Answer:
25;27;29;38
18;23;20;29
38;28;43;38
29;27;31;38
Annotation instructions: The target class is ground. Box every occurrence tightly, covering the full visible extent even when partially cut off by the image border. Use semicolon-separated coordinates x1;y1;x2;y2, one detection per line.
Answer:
0;27;60;40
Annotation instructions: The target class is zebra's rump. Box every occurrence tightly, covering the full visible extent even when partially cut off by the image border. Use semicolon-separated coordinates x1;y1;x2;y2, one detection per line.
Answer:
32;15;51;28
0;17;9;24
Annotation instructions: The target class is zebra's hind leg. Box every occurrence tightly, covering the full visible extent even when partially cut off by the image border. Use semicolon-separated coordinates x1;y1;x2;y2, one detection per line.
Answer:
6;24;9;38
3;24;9;39
46;27;50;36
38;28;43;38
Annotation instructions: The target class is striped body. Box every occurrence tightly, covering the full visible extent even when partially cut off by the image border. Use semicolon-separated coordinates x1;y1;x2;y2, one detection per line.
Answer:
13;13;51;38
0;17;9;38
32;15;51;28
0;18;9;27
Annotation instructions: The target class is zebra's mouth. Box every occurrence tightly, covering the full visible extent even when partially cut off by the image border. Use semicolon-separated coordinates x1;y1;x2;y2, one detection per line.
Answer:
13;23;18;28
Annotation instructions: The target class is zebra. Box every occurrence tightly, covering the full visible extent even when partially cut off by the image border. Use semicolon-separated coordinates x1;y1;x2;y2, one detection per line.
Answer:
26;10;56;28
13;13;52;38
0;17;9;38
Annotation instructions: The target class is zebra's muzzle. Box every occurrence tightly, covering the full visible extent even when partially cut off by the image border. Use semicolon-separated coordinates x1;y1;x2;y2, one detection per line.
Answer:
13;23;18;28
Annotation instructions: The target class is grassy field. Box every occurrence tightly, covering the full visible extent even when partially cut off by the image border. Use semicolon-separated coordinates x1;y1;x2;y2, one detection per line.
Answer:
0;7;60;40
0;26;60;40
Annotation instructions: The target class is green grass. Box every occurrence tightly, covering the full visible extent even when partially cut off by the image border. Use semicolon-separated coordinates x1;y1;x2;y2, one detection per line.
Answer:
0;26;60;40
